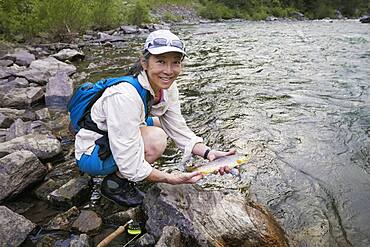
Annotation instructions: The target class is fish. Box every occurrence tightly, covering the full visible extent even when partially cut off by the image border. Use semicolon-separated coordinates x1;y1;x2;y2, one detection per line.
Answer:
185;154;252;175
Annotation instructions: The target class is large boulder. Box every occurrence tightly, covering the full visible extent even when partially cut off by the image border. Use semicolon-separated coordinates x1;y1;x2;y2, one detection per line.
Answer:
0;150;47;202
143;184;290;247
0;206;36;246
2;50;36;66
0;86;44;108
0;133;62;160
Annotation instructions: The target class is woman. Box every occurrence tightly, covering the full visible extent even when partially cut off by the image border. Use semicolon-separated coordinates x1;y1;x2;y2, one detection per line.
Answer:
75;29;234;206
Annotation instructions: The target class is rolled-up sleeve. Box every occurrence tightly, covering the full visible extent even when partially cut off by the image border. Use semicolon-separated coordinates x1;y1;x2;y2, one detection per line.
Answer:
105;89;153;182
159;85;203;162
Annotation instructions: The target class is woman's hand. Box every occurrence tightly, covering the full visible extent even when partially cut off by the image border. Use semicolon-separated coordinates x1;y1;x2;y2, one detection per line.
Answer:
168;171;203;185
207;148;236;175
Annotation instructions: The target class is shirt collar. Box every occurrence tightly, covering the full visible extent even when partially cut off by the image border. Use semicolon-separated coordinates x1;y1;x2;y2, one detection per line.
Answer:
137;70;156;97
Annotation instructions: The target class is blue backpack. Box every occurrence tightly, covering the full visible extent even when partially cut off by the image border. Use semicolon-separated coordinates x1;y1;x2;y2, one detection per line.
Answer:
68;75;152;135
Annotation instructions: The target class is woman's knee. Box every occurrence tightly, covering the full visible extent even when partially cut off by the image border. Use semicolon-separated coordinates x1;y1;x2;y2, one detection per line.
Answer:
140;126;167;162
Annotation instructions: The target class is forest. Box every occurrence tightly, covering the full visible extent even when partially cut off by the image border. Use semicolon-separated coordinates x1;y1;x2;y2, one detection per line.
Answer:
0;0;369;41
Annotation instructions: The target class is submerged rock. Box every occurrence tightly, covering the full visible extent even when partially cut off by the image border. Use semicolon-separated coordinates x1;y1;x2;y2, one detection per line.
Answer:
0;206;36;246
144;184;290;247
0;150;47;202
0;133;62;160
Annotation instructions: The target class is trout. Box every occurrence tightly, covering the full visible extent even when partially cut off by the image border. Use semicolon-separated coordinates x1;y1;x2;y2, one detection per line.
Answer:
185;154;251;175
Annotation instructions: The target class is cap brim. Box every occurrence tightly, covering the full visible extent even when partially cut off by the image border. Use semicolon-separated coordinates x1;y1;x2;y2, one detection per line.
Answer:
148;46;187;56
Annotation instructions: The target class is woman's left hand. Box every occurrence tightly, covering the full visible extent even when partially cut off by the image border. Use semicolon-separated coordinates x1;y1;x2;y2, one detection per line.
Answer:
207;149;236;175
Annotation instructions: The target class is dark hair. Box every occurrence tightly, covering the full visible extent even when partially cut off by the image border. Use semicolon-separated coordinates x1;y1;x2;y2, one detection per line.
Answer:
125;51;151;76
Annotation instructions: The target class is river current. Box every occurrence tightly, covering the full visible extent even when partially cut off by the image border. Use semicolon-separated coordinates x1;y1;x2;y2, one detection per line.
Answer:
81;20;370;246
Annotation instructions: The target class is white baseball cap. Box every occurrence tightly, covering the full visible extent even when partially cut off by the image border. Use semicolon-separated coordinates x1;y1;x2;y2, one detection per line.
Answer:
143;30;186;56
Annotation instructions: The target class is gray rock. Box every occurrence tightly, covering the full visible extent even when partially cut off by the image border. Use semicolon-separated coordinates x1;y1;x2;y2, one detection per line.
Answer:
0;86;44;108
29;57;76;76
47;175;92;208
0;128;6;142
0;66;13;79
120;25;139;34
46;159;80;186
70;234;90;247
290;12;305;21
105;207;143;225
51;48;85;61
0;59;14;67
0;133;62;160
33;179;59;201
2;50;36;66
144;184;290;247
96;32;125;43
45;206;80;231
9;77;29;87
72;210;102;234
0;108;31;128
0;151;47;202
155;226;183;247
45;72;74;110
135;233;156;247
5;118;27;141
35;108;51;120
15;68;50;85
0;206;36;246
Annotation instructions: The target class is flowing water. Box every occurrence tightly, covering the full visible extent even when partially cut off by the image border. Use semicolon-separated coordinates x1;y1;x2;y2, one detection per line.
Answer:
79;20;370;246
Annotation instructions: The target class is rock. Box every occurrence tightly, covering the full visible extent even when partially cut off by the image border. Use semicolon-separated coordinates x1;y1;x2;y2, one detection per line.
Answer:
0;108;32;128
360;15;370;23
47;175;92;208
9;77;29;87
120;25;139;34
51;48;85;62
0;206;36;246
5;201;34;214
144;184;290;247
5;118;27;141
135;233;156;247
45;206;80;231
35;108;51;120
0;128;6;142
105;207;143;225
2;50;36;66
46;159;80;185
72;210;102;234
0;66;13;79
0;59;14;67
0;133;62;160
33;179;59;201
266;16;278;21
70;234;90;247
0;86;44;108
45;72;74;110
155;226;183;247
335;10;344;19
96;32;125;43
0;151;47;202
15;57;77;85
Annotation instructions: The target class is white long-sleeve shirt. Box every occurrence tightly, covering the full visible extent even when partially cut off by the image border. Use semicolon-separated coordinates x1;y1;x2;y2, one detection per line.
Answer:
75;71;203;182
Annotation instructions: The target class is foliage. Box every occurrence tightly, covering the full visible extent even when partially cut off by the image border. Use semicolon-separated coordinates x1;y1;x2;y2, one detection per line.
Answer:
126;0;151;25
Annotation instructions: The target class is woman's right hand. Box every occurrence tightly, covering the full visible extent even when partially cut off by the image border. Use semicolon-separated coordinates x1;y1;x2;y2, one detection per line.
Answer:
168;171;203;185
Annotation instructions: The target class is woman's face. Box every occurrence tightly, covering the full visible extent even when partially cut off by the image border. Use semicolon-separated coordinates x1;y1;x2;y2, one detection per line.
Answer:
141;52;183;94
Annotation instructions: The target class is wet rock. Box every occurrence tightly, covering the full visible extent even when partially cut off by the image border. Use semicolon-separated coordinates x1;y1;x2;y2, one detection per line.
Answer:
0;86;44;108
35;108;51;120
51;48;85;62
155;226;183;247
0;151;47;202
45;206;80;231
70;234;90;247
72;210;102;234
5;201;34;214
36;234;60;247
360;15;370;23
45;72;74;110
144;184;290;247
46;159;80;185
34;179;59;201
136;233;156;247
47;175;92;208
105;206;143;225
0;59;13;67
0;133;62;160
0;206;36;246
2;50;36;66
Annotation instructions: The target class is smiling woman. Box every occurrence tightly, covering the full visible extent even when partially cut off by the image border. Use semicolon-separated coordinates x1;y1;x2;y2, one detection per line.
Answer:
71;29;235;207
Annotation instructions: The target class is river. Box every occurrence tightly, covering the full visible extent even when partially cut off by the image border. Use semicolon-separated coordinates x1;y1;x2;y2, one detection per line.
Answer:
80;20;370;246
